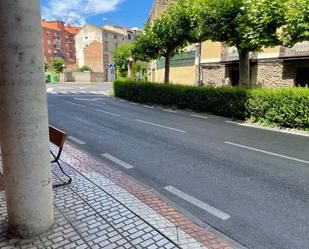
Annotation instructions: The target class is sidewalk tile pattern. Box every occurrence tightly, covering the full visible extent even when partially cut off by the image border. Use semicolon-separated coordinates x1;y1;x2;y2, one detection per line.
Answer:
0;165;179;248
60;144;233;249
0;143;233;249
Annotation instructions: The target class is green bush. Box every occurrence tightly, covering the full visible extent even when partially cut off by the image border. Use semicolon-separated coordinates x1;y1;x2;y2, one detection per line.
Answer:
114;79;309;129
76;65;93;72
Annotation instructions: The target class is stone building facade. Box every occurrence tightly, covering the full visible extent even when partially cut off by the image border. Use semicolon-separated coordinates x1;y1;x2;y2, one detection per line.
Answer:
148;0;309;88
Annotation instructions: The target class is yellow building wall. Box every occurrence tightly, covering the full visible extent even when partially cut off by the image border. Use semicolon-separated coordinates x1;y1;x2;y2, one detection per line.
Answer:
201;41;222;61
155;66;196;85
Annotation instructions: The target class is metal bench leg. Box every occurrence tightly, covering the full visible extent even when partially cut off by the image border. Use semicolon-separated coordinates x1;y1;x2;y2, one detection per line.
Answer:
50;150;72;188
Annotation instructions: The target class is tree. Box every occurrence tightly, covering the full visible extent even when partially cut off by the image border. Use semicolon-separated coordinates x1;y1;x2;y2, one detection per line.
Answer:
44;61;48;72
197;0;285;85
133;0;194;83
52;57;65;73
114;43;135;78
279;0;309;46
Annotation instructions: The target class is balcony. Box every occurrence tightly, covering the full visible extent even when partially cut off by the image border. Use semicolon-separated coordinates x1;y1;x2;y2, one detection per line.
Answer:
279;41;309;59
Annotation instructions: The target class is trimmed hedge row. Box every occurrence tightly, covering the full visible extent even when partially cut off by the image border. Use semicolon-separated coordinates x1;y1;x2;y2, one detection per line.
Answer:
114;79;309;129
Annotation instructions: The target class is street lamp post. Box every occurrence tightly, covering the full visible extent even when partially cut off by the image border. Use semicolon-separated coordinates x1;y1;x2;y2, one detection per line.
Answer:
0;0;54;238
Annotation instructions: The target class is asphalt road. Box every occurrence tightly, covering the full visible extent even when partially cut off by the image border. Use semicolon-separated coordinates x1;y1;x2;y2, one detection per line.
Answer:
47;83;309;249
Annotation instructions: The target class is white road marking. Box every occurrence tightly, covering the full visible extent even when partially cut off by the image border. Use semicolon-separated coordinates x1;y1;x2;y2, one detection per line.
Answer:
225;121;309;138
68;136;86;145
135;119;187;133
130;102;137;105
191;114;209;119
143;105;154;109
90;91;100;94
96;109;120;117
163;109;176;113
164;186;231;221
102;153;133;169
74;98;106;104
65;101;86;107
225;141;309;164
47;88;54;92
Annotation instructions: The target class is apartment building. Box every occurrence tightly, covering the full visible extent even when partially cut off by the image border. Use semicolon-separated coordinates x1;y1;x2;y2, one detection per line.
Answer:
149;0;309;87
41;20;80;66
75;24;141;81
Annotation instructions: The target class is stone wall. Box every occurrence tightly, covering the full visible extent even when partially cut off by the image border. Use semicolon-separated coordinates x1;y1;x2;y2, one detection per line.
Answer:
201;59;309;87
201;64;228;87
62;72;105;82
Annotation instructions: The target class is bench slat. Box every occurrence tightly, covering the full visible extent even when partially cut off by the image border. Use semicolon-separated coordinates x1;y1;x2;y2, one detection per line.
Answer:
49;125;67;149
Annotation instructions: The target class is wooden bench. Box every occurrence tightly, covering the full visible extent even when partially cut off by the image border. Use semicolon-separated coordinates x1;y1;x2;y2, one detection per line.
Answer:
49;125;72;187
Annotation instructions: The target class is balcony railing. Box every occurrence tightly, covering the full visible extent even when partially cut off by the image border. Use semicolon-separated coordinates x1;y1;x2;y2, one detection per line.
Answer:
279;41;309;58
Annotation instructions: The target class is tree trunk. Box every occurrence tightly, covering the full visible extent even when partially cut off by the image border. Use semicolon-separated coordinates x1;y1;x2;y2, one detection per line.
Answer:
164;54;170;84
238;49;250;86
0;0;54;237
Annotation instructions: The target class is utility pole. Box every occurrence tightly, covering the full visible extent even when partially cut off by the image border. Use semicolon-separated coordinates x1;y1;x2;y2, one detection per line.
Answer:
0;0;54;238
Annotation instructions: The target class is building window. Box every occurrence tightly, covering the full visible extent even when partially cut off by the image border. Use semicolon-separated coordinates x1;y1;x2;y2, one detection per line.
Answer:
128;34;132;40
104;41;108;52
114;35;117;40
47;40;51;45
48;49;52;54
46;31;50;35
104;54;109;64
105;33;108;37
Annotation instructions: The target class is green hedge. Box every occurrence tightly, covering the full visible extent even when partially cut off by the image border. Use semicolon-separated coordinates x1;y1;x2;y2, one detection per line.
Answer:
114;79;309;129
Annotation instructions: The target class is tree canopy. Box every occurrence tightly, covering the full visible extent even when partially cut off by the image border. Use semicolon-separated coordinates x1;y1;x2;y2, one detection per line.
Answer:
197;0;286;85
114;43;135;77
280;0;309;46
52;57;65;74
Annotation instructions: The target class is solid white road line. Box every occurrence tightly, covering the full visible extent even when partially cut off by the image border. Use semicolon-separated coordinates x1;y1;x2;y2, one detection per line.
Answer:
163;109;176;113
143;105;154;109
164;186;231;221
135;119;187;133
102;153;133;169
225;141;309;164
68;136;86;145
74;98;106;104
130;102;137;105
191;114;209;119
225;121;309;138
90;91;100;94
65;101;86;107
95;109;120;117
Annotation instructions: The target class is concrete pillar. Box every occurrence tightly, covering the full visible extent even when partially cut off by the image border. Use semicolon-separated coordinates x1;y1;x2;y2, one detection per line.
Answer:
0;0;54;238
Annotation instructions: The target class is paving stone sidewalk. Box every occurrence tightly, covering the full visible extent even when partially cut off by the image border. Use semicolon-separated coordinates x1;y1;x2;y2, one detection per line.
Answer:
0;144;233;249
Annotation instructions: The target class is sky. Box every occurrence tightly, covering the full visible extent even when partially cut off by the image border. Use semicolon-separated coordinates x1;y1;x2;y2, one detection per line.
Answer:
40;0;154;29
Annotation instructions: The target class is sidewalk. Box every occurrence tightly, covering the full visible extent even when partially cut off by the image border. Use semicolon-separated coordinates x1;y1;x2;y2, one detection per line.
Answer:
0;143;233;249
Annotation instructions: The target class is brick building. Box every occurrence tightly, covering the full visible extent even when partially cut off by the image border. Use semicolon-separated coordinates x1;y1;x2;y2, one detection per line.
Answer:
41;20;80;66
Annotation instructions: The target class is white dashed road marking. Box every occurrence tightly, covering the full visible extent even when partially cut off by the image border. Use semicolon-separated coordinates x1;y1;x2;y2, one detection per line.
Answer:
102;153;134;169
135;119;187;133
191;114;209;119
225;141;309;164
164;185;231;221
65;101;86;107
68;136;86;145
143;105;154;109
95;109;120;117
163;109;176;113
